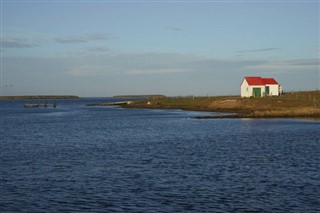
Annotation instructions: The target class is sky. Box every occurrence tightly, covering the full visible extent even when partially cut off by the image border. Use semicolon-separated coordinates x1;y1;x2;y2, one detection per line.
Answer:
1;0;319;97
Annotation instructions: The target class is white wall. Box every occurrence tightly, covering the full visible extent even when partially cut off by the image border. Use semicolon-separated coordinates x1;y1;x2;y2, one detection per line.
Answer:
266;84;279;96
241;80;250;97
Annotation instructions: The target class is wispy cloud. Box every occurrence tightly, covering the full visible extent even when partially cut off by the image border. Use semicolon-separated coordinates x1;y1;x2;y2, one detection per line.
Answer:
286;58;320;66
68;65;109;77
86;46;111;52
62;46;111;58
54;37;87;44
64;52;267;78
236;47;280;53
243;58;319;74
86;33;112;40
53;33;112;44
165;27;185;31
67;53;194;76
2;37;38;48
124;68;188;75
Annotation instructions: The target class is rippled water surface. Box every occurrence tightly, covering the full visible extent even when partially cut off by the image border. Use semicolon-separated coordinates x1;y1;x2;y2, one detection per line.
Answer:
1;98;319;212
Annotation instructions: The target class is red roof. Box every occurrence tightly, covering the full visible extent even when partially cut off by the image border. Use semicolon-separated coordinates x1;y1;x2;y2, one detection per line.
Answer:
262;78;278;85
244;76;278;85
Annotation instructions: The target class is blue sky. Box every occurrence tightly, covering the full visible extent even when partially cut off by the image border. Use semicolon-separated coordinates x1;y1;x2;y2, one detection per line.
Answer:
1;0;319;97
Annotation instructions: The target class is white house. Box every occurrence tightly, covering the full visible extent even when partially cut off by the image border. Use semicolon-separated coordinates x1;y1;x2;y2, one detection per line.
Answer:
241;76;281;98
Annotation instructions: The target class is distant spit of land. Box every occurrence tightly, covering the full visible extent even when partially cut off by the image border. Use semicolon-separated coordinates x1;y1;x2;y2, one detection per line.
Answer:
0;95;80;100
119;90;320;119
113;95;166;99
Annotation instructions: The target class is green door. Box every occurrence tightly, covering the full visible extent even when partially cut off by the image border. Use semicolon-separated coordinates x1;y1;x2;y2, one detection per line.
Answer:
252;88;261;97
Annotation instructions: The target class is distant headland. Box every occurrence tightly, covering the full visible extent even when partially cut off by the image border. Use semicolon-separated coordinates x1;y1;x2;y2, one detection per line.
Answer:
113;94;166;99
0;95;80;100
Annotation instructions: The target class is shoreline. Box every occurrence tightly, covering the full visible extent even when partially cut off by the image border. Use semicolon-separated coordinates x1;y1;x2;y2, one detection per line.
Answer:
120;91;320;120
85;90;320;120
122;103;320;120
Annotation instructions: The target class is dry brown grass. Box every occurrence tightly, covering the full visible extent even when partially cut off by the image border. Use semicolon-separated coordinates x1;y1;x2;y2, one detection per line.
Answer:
125;91;320;118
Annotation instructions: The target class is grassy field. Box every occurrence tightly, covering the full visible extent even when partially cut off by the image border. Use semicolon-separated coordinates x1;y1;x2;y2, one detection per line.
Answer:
124;91;320;118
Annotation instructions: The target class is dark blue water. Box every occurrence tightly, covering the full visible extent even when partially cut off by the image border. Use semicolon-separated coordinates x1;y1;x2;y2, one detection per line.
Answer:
1;98;319;212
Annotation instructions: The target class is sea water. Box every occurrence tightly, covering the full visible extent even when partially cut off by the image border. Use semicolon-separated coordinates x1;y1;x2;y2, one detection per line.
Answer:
1;98;319;212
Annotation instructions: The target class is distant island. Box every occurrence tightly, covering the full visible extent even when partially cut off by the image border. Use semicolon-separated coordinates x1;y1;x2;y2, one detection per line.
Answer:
113;94;166;99
0;95;80;100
